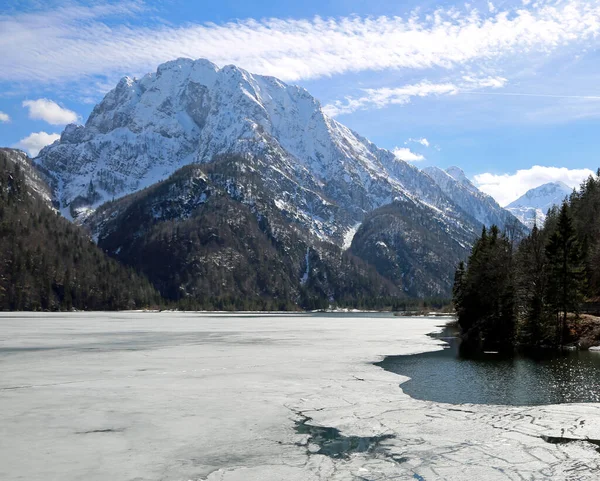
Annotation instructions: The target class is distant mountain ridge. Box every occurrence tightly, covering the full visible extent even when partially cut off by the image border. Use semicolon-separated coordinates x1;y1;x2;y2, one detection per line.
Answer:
423;166;524;232
506;182;572;228
350;196;477;297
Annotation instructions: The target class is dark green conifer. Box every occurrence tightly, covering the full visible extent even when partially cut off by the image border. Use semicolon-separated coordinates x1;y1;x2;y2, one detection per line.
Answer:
545;203;585;346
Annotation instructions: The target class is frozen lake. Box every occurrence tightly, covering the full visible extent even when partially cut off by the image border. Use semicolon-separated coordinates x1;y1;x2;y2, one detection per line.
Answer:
1;312;599;480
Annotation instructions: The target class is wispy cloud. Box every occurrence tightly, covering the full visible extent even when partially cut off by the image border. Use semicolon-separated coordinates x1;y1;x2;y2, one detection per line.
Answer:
393;147;425;162
14;131;60;157
323;76;506;116
0;111;10;122
1;1;600;85
473;166;595;206
22;99;78;125
323;82;459;116
406;137;430;147
461;91;600;100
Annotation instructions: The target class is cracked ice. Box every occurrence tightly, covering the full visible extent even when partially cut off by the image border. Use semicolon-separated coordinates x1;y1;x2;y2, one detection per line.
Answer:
0;312;599;480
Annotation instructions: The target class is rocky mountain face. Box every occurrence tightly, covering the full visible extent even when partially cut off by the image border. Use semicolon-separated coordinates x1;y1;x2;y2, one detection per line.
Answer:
37;58;477;245
423;166;526;234
506;182;572;228
31;57;525;301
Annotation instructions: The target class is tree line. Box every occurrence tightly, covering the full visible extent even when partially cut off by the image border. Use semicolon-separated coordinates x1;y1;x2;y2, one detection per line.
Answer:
0;151;161;311
453;169;600;350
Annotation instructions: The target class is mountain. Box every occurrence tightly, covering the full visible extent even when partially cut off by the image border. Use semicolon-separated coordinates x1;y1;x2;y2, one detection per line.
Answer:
0;149;160;310
423;166;526;234
32;57;521;301
36;58;476;246
85;155;400;309
506;182;572;228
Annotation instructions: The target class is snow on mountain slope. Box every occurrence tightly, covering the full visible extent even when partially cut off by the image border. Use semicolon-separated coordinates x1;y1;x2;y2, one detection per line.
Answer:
445;166;475;190
423;166;526;233
1;148;54;208
36;57;476;245
506;182;572;228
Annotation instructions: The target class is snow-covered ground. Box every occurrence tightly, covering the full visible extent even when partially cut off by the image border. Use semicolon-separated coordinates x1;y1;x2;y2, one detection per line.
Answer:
0;312;599;480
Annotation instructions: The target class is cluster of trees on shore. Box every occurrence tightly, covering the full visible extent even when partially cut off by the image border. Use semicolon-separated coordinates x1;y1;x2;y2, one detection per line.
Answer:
453;169;600;349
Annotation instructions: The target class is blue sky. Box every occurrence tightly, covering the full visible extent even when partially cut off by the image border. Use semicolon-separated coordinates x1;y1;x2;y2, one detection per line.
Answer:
1;0;599;205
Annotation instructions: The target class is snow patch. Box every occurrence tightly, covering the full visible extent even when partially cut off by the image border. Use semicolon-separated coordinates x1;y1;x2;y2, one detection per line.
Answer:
300;247;310;285
342;222;361;250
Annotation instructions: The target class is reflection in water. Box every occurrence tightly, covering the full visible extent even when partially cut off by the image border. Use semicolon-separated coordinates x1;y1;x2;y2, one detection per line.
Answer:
377;326;600;406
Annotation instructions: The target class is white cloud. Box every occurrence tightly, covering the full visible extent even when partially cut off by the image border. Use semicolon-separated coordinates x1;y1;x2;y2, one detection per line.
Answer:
393;147;425;162
323;82;460;116
324;76;505;116
407;137;430;147
462;75;507;89
0;111;10;122
22;99;78;125
14;131;60;157
473;166;595;206
1;1;600;84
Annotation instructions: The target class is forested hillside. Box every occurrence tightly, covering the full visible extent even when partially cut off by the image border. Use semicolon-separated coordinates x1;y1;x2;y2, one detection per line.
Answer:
351;198;478;297
0;150;160;310
86;156;401;310
453;169;600;349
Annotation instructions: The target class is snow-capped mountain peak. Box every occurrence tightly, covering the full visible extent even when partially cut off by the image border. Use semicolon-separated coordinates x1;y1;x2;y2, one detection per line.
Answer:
506;181;572;228
446;166;469;184
506;181;571;210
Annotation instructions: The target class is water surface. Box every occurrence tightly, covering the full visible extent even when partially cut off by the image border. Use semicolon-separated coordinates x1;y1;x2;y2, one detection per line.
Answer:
378;326;600;405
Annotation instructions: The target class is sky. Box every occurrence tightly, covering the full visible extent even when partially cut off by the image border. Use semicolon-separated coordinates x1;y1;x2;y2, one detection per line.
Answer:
1;0;599;206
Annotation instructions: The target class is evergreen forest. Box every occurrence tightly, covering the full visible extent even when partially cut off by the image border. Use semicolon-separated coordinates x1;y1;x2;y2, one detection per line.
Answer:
453;169;600;349
0;150;161;310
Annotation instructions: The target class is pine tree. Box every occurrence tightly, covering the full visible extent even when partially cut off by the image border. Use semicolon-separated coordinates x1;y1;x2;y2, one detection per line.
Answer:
454;225;515;349
545;203;585;346
452;261;466;317
483;226;515;346
515;224;550;345
454;227;488;337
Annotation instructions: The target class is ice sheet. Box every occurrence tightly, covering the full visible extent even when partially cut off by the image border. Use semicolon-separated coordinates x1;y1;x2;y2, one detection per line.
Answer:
0;312;598;480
